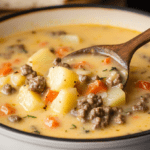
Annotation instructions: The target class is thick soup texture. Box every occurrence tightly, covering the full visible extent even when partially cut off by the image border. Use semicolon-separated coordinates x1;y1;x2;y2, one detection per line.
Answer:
0;25;150;139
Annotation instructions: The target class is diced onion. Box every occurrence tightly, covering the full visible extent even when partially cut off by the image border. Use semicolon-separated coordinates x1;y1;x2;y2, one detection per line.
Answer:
97;92;108;99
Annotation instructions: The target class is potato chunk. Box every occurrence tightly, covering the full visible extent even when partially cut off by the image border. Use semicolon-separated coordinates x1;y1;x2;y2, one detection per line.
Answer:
59;34;81;44
11;73;25;86
17;85;44;111
0;75;10;88
47;66;78;91
75;69;91;76
51;88;78;114
104;87;125;107
27;48;56;75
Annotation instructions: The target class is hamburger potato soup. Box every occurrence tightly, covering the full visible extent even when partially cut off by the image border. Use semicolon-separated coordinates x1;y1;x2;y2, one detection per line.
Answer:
0;24;150;139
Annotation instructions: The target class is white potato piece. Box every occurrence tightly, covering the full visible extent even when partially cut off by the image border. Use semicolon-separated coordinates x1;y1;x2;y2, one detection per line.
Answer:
75;69;92;76
51;88;78;114
27;48;56;75
47;66;78;91
11;73;26;86
59;34;81;44
104;87;125;107
0;75;10;88
17;85;44;111
107;71;118;81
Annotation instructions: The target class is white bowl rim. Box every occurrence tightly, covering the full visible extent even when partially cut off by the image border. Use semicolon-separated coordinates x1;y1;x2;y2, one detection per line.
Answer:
0;4;150;143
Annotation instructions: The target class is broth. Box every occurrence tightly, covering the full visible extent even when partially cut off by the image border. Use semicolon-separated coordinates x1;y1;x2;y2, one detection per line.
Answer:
0;24;150;139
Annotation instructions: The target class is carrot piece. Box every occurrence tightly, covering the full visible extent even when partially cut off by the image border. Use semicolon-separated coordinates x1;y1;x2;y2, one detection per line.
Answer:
44;90;59;104
39;41;48;47
71;61;92;69
135;80;150;90
85;80;108;95
56;47;69;58
13;58;21;64
0;63;13;76
104;57;111;64
133;115;140;119
0;103;16;116
2;62;12;67
44;116;59;128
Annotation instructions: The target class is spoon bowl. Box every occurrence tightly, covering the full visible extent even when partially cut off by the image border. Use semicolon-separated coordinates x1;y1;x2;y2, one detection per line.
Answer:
64;28;150;86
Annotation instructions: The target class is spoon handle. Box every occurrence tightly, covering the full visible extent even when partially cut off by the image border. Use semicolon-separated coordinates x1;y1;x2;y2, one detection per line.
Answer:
117;28;150;67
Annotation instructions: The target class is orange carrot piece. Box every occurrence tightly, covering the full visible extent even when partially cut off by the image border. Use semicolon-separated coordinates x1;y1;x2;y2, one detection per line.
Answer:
133;115;140;119
104;57;111;64
0;63;13;76
0;103;16;116
71;61;92;69
85;80;108;95
44;116;59;128
39;41;48;47
56;47;69;58
135;80;150;91
44;90;59;104
13;58;21;64
2;62;12;67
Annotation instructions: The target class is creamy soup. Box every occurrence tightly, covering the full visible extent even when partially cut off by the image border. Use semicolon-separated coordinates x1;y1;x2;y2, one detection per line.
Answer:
0;24;150;139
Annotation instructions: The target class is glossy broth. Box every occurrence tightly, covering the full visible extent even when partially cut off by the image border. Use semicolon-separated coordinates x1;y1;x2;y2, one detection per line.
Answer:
0;25;150;139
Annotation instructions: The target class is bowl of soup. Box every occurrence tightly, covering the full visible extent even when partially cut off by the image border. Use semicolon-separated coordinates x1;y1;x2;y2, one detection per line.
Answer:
0;4;150;150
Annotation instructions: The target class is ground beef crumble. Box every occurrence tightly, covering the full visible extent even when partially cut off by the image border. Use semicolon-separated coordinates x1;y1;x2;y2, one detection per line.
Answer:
28;76;46;93
106;70;123;89
70;93;125;130
20;64;46;93
1;84;16;95
20;64;33;76
8;115;22;123
132;99;148;112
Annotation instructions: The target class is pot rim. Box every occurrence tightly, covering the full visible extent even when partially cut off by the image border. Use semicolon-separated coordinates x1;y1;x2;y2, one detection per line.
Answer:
0;4;150;143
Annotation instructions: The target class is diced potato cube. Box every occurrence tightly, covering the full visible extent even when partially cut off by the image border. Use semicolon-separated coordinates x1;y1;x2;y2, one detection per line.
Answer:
11;73;25;86
51;88;78;114
104;87;125;107
27;48;56;75
47;66;78;91
0;75;10;88
59;34;81;44
17;85;44;111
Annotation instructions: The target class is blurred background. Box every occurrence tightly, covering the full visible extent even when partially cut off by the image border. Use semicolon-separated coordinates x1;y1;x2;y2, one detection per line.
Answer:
0;0;149;18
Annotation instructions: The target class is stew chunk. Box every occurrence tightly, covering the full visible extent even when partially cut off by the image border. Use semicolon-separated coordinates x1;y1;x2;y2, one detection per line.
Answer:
51;88;78;114
1;84;16;95
27;48;56;75
20;64;33;76
17;85;44;111
8;115;22;123
28;76;46;93
47;66;78;91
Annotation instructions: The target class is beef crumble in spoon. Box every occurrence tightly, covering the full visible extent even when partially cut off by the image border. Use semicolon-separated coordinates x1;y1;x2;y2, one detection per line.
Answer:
63;28;150;86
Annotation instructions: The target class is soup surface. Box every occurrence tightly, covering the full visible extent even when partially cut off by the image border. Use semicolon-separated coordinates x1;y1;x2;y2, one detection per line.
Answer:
0;24;150;139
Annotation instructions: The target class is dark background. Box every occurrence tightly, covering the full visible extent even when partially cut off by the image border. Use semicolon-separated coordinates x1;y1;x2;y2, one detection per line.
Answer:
0;0;150;18
127;0;150;13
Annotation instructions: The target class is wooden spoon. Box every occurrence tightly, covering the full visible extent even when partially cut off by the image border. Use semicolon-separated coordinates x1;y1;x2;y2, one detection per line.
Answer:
64;28;150;85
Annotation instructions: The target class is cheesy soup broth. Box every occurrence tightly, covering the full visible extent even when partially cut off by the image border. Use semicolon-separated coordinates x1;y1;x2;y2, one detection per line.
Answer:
0;24;150;139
